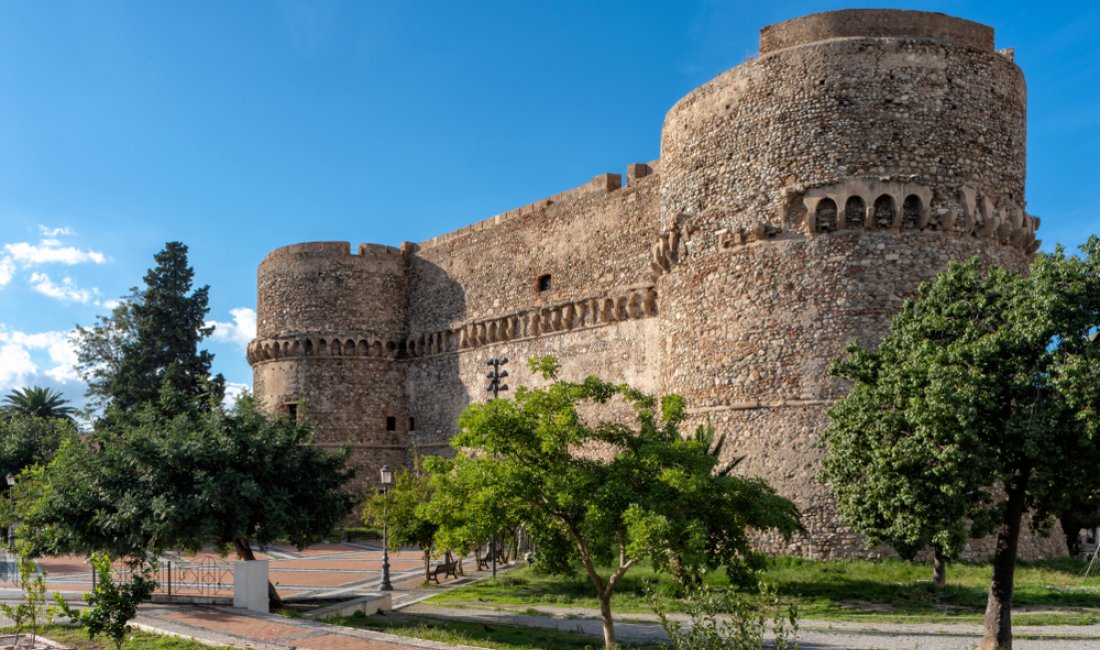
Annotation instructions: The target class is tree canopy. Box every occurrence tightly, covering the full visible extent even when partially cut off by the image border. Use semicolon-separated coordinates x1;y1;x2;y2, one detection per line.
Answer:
2;387;76;421
0;413;76;482
75;242;224;420
21;394;355;605
821;238;1100;649
428;357;800;650
361;456;440;582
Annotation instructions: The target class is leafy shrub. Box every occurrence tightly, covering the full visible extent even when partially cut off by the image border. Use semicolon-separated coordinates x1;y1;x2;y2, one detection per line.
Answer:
654;585;798;650
57;553;157;650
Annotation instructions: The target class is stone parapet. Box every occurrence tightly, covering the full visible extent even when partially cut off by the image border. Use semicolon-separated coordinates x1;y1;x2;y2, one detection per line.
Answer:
760;9;993;55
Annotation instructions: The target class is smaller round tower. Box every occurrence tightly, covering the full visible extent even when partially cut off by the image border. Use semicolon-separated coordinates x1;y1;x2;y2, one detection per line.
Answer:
249;241;409;488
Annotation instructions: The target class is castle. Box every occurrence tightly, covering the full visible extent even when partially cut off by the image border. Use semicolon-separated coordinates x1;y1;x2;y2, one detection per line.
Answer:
248;10;1066;558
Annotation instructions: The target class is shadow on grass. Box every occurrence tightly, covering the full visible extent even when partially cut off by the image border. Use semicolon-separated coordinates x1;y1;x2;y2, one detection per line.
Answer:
338;612;659;650
429;556;1100;621
765;556;1100;614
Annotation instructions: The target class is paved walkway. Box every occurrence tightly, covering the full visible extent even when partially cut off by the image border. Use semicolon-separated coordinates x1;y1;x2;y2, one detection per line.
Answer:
7;542;436;603
134;603;488;650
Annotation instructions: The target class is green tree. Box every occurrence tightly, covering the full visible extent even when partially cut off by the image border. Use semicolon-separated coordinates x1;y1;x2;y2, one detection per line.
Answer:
0;414;77;550
2;386;76;421
57;553;157;650
0;413;76;480
421;447;520;575
75;243;224;420
21;393;355;607
821;240;1100;650
429;357;800;649
362;455;440;582
73;293;137;415
0;548;63;649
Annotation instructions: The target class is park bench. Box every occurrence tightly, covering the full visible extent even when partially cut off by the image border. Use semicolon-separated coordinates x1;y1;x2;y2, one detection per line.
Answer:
477;546;509;570
429;559;459;583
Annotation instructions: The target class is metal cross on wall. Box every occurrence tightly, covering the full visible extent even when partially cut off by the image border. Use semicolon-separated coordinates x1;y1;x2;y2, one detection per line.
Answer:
486;357;509;399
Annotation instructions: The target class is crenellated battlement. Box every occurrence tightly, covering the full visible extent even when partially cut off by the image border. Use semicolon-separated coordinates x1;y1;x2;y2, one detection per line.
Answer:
260;241;406;271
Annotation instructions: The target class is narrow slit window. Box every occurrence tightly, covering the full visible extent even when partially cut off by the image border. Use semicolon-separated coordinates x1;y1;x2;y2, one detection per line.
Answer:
386;416;397;431
286;404;298;422
537;274;552;292
408;417;416;431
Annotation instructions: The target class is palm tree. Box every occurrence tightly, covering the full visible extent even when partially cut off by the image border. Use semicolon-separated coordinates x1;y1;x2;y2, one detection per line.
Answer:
2;386;77;420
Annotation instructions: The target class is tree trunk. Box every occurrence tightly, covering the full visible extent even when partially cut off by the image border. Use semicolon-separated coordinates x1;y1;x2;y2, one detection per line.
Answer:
932;546;947;588
598;592;616;650
1060;516;1082;556
234;538;282;609
423;548;431;583
979;472;1029;650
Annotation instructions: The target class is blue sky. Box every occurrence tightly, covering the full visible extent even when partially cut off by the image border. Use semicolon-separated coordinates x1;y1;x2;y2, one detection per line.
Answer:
1;1;1097;412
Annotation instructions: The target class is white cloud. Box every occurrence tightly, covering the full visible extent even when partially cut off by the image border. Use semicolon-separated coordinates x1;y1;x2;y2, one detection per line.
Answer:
6;241;106;266
0;228;106;294
0;327;81;394
207;307;257;349
38;225;74;238
0;340;37;390
223;382;251;408
29;272;96;304
0;256;13;287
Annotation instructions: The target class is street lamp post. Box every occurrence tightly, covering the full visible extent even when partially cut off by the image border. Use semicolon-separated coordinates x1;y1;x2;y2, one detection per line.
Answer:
486;357;509;579
6;473;14;552
379;466;394;591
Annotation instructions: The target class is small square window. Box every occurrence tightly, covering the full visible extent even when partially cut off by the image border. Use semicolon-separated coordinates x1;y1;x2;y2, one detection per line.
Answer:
386;416;396;431
537;274;552;292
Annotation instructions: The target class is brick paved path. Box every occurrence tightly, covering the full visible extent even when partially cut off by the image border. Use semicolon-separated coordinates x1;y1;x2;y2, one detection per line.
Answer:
9;542;439;603
135;603;486;650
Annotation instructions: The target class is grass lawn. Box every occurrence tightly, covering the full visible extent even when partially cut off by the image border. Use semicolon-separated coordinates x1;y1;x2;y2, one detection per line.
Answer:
1;625;230;650
425;556;1100;625
333;611;657;650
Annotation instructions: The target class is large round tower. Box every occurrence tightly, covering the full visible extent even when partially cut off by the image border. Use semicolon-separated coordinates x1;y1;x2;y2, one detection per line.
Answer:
655;10;1051;557
248;241;410;489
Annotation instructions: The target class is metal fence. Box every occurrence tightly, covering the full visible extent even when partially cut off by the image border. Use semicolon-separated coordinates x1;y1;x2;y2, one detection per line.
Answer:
0;557;16;583
99;557;234;597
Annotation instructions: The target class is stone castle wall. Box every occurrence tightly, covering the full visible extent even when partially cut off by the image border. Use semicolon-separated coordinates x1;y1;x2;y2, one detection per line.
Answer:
249;9;1065;559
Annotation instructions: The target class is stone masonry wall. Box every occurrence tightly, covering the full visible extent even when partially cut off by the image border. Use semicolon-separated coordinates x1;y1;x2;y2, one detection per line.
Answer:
250;9;1065;559
251;241;409;493
402;168;662;446
655;9;1054;558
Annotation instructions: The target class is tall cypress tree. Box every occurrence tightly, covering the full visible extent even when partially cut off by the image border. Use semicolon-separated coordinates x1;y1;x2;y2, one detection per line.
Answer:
78;242;224;419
